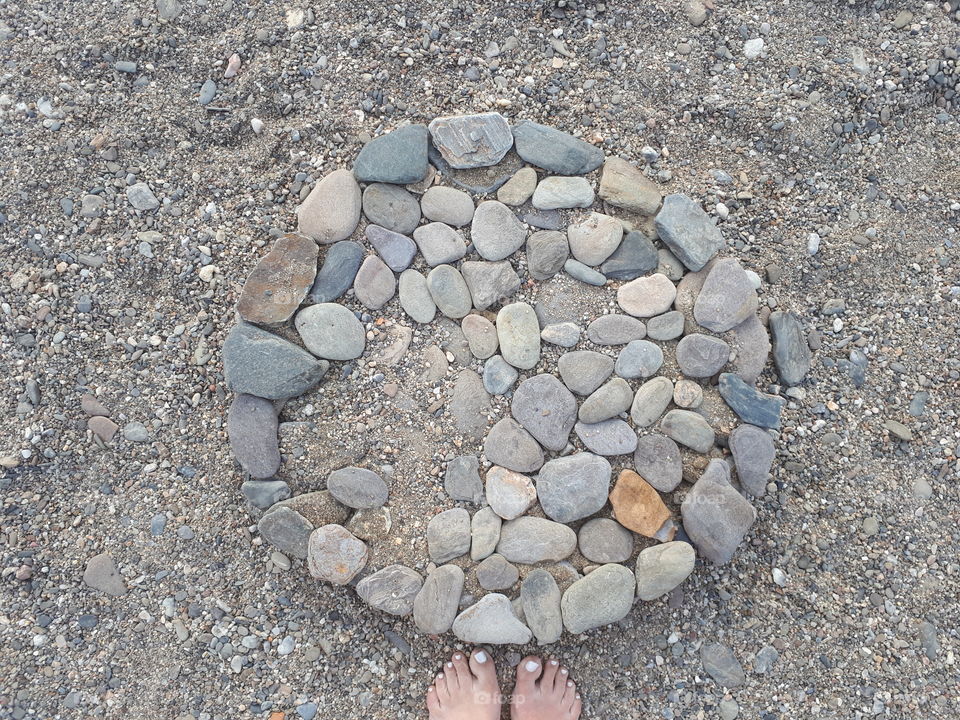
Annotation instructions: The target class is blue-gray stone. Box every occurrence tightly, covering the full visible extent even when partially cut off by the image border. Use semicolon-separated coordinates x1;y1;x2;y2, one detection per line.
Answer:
223;323;329;400
654;194;724;271
512;120;605;175
366;225;417;272
769;311;811;386
483;355;519;395
309;240;363;303
199;79;217;105
615;339;664;378
564;259;606;286
241;479;291;509
354;125;429;184
718;373;785;429
600;231;659;280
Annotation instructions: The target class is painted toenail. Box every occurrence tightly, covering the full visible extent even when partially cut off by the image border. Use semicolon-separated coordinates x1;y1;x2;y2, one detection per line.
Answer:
437;674;443;680
550;659;558;666
576;693;581;699
454;654;462;660
446;662;453;668
567;680;573;687
525;660;540;672
474;651;487;663
428;687;434;693
561;668;568;675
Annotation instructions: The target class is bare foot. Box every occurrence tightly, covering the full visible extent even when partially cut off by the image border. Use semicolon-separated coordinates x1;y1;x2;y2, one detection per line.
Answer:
510;656;581;720
427;649;501;720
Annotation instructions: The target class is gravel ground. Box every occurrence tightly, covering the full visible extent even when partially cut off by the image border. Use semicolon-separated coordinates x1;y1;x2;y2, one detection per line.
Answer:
1;1;958;719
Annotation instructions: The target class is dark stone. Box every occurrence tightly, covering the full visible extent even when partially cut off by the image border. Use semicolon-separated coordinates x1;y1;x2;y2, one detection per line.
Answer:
354;125;429;184
512;120;605;175
223;323;329;400
718;373;785;429
600;230;659;280
309;241;364;303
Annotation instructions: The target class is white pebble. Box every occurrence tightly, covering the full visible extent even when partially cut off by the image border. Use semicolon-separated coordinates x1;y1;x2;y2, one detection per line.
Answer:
716;202;729;220
772;568;787;586
745;270;762;290
198;265;218;282
744;38;765;59
807;232;821;255
251;118;264;134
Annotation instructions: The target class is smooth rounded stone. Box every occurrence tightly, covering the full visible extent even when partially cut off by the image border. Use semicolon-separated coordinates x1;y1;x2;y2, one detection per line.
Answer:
532;176;595;210
617;273;677;318
673;379;703;409
512;120;604;175
725;313;771;385
365;224;417;272
526;230;569;280
295;303;365;361
587;314;646;345
362;183;421;235
449;369;490;440
398;269;437;323
427;508;471;563
353;124;429;184
539;322;580;348
692;258;758;333
655;194;724;271
461;314;499;359
427;265;472;319
521;569;562;645
600;231;659;281
646;311;685;341
452;593;532;644
483;355;519;395
83;553;126;596
237;234;318;326
633;433;683;493
428;112;513;168
537;452;611;523
484;418;544;473
599;156;661;215
497;302;540;370
309;241;363;303
471;200;526;261
326;467;388;509
579;378;633;424
511;374;578;451
241;479;290;509
560;564;636;633
496;516;577;564
223;322;328;400
297;168;361;243
634;541;696;601
681;459;756;565
497;167;538;206
486;466;537;520
475;554;520;590
574;419;638;456
412;222;467;267
615;340;664;379
718;373;785;429
661;409;715;453
414;564;465;635
578;518;635;563
700;642;746;688
306;524;368;585
420;185;475;226
676;334;730;378
729;424;775;496
630;377;674;430
471;506;502;561
228;394;280;479
258;506;313;559
769;310;811;386
568;212;623;266
444;455;483;503
564;259;607;286
609;469;674;541
127;182;159;211
356;565;423;616
558;351;614;396
353;255;396;310
460;260;521;311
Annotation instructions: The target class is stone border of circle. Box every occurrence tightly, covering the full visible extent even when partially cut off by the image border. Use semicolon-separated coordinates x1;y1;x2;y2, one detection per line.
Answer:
223;113;810;645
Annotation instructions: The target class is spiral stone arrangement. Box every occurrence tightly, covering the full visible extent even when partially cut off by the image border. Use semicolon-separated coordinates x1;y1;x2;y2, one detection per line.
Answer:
223;114;810;644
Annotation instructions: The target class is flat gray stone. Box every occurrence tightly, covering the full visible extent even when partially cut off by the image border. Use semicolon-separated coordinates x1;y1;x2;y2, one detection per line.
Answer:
661;409;715;453
601;230;659;280
258;506;313;559
540;322;580;348
676;334;730;378
362;183;421;235
486;466;537;520
471;200;526;261
326;467;389;509
532;176;595;210
574;419;638;456
560;563;636;633
635;540;696;601
241;479;290;509
521;569;562;645
681;459;756;564
769;310;810;386
307;524;368;585
587;314;646;345
127;182;159;211
445;455;483;503
526;230;569;280
461;314;499;359
599;157;661;214
413;222;467;267
693;258;758;332
354;125;429;184
483;355;519;395
353;255;396;310
309;240;363;303
725;313;771;385
615;340;664;379
413;564;465;635
630;377;674;428
617;273;677;317
633;433;683;492
297;168;361;243
427;264;472;319
295;303;365;361
460;260;521;311
512;120;604;175
484;418;544;473
511;373;578;451
564;259;607;285
356;564;422;616
475;554;519;590
700;642;746;688
398;269;436;323
223;323;328;400
497;167;538;206
568;212;623;266
427;508;471;563
579;377;634;424
449;369;490;440
83;553;126;596
470;506;502;561
496;516;577;564
267;490;350;529
646;311;685;341
718;373;785;429
578;518;635;564
497;302;540;370
536;452;611;523
228;394;280;479
729;424;775;496
452;593;531;644
366;224;417;272
428;113;513;168
420;186;475;226
655;194;724;271
558;351;614;396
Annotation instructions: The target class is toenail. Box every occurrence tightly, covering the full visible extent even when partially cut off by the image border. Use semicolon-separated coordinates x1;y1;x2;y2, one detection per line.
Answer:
567;680;573;687
474;651;487;663
427;687;434;693
437;674;443;680
561;668;568;675
454;654;462;660
575;693;581;699
550;659;558;666
525;660;540;672
446;662;453;668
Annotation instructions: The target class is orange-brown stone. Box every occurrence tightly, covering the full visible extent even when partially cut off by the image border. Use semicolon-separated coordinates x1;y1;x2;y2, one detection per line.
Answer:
237;233;318;326
609;469;676;540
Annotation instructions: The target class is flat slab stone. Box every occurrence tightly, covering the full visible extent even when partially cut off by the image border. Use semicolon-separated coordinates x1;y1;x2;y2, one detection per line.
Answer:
560;563;636;633
601;230;659;280
307;524;368;585
521;569;562;645
427;508;471;563
497;302;541;370
615;340;664;379
693;258;759;332
362;183;421;235
366;224;417;272
568;212;623;266
471;506;502;561
449;369;490;440
309;240;363;303
512;120;604;175
223;322;328;400
237;233;318;326
497;167;538;206
297;168;361;243
579;377;634;424
617;273;677;317
398;269;437;323
428;147;524;194
295;303;365;360
729;423;775;496
460;260;521;311
609;469;675;541
681;459;756;565
700;642;746;688
532;176;595;210
633;433;683;492
725;313;771;385
327;467;389;509
356;564;422;616
660;409;715;452
635;541;696;601
413;222;467;267
537;452;611;523
578;518;635;563
655;194;724;271
599;157;661;215
228;394;280;479
575;418;638;456
241;479;290;509
718;373;785;429
452;593;532;644
486;466;537;520
428;113;513;168
420;185;475;227
676;334;730;378
483;355;519;395
354;125;429;184
524;208;563;230
630;376;674;428
413;565;465;635
587;314;646;345
526;230;569;280
558;351;614;396
496;516;577;564
475;553;520;590
769;310;811;386
472;200;526;261
353;255;396;310
445;455;483;503
258;506;313;559
511;373;577;451
646;310;685;341
484;418;544;473
83;553;126;596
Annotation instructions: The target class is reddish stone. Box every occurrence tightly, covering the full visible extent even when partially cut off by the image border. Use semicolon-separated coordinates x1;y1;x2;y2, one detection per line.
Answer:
237;233;318;326
88;416;119;442
609;469;676;541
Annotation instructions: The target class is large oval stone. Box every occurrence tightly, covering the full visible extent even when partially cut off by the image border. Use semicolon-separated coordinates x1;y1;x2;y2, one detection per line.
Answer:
560;563;635;633
536;452;611;523
296;169;361;243
472;200;526;261
295;303;365;361
356;565;423;616
497;302;541;370
511;374;577;451
496;517;577;564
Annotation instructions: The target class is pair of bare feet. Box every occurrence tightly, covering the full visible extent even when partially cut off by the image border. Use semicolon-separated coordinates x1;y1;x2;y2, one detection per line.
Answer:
426;649;581;720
